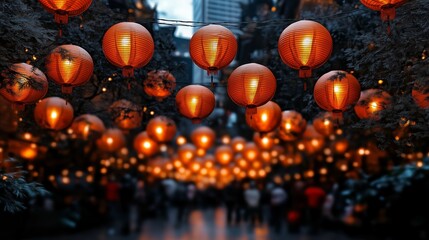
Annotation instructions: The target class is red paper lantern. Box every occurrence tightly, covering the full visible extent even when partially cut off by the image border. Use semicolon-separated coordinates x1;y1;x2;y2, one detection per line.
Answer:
253;132;275;150
0;63;48;109
176;85;215;123
278;110;307;141
109;99;142;130
231;137;246;153
301;125;325;155
227;63;277;114
245;101;282;133
360;0;406;21
278;20;333;78
146;116;177;143
71;114;105;139
34;97;74;130
38;0;92;24
46;45;94;94
144;70;176;101
102;22;154;77
189;24;237;75
314;71;361;118
215;145;234;166
191;126;216;150
313;112;335;136
96;128;126;153
178;143;197;165
242;142;260;162
354;89;391;119
134;131;159;157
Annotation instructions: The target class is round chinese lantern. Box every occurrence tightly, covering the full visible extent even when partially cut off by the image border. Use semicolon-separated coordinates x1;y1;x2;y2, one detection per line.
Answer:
360;0;406;21
313;112;335;136
278;20;333;78
178;143;197;165
146;116;177;143
191;126;216;150
253;132;275;150
354;89;391;119
231;136;246;153
227;63;277;114
0;63;48;109
412;81;429;109
144;70;176;101
45;45;93;94
245;101;282;133
334;138;349;155
215;145;234;166
278;110;307;141
34;97;74;130
102;22;154;77
109;99;142;130
301;125;325;155
189;25;237;77
242;142;260;162
176;85;215;123
19;144;38;160
314;71;361;118
70;114;105;139
133;131;159;157
96;128;125;152
203;154;216;168
38;0;92;24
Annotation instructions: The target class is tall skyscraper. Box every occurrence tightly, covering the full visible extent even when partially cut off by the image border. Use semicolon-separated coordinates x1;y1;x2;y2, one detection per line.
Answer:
192;0;248;83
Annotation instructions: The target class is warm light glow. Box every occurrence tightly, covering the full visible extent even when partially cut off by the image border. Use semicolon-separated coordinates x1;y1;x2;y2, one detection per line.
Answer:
156;126;163;134
222;136;230;144
370;101;378;110
189;97;199;115
177;136;187;145
417;161;423;168
300;35;314;65
61;59;74;83
143;141;151;149
245;78;259;104
236;143;244;151
340;164;348;171
50;110;58;119
297;143;305;150
261;113;268;122
358;148;365;156
285;122;292;130
320;168;328;175
106;137;114;145
24;132;32;140
119;35;131;64
201;136;208;143
323;119;330;126
205;37;219;66
378;79;384;85
311;139;319;147
261;137;269;145
197;148;206;156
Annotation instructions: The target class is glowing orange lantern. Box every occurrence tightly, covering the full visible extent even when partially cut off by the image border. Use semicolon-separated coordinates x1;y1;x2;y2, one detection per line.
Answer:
215;145;234;166
189;25;237;76
334;138;349;155
71;114;105;139
314;71;361;118
412;81;429;109
203;154;216;168
313;112;335;136
301;125;325;155
34;97;74;130
278;20;333;78
253;132;275;150
354;89;391;119
191;126;216;150
178;143;196;165
146;116;177;142
176;85;215;123
360;0;406;21
38;0;92;24
144;70;176;101
133;131;159;157
231;137;246;153
245;101;282;133
227;63;277;114
278;110;307;141
110;99;142;130
0;63;48;109
96;128;126;152
46;45;94;94
102;22;154;77
242;142;260;162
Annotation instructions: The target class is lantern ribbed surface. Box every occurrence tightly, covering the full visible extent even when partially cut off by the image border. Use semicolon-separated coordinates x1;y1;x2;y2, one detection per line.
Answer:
46;45;94;94
278;110;307;141
102;22;154;77
314;70;361;117
354;89;391;119
313;112;335;136
71;114;105;139
38;0;92;24
360;0;406;21
110;99;142;130
189;24;237;74
278;20;333;78
0;63;48;106
245;101;282;133
146;116;177;143
227;63;276;114
134;131;159;157
34;97;74;130
412;81;429;109
144;70;176;101
215;145;234;166
176;85;215;123
96;128;126;152
191;126;216;150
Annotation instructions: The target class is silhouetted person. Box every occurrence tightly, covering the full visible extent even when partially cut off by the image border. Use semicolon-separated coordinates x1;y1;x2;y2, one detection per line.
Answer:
304;182;326;234
105;175;120;235
244;181;261;226
175;183;188;226
270;183;287;233
224;181;241;224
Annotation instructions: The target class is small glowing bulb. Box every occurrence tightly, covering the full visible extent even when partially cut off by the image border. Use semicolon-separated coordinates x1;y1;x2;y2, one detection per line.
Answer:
236;143;243;151
102;87;107;92
334;85;341;93
32;55;37;61
311;139;319;147
370;101;378;109
50;111;58;119
150;111;155;115
323;119;330;126
262;137;269;145
285;122;292;130
201;136;208;143
24;132;32;140
378;79;384;85
108;77;113;81
143;141;151;149
156;127;163;134
106;137;113;145
261;113;268;122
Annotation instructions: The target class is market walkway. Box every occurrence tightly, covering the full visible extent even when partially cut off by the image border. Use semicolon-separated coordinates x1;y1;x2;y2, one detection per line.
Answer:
31;207;363;240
